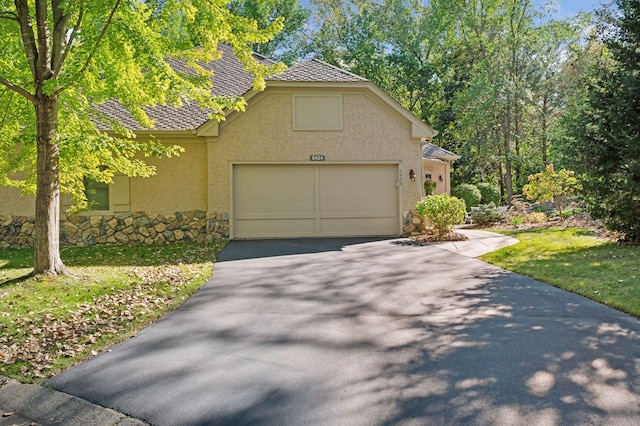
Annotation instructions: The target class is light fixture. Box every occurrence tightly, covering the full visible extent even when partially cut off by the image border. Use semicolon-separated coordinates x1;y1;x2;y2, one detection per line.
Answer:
409;169;416;182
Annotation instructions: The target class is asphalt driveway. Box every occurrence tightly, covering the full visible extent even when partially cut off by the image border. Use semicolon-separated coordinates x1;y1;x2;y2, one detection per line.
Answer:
48;237;640;425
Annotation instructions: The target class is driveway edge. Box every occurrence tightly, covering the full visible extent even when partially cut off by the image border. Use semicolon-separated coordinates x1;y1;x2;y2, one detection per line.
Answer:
0;375;147;426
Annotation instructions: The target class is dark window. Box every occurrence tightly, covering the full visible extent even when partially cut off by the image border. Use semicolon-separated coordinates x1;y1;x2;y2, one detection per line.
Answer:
85;179;109;210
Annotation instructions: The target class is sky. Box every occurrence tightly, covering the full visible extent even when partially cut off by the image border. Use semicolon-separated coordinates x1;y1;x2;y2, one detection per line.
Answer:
536;0;611;18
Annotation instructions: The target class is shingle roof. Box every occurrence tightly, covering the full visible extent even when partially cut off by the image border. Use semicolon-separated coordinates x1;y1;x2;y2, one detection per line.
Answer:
96;48;367;131
422;143;461;161
267;58;368;82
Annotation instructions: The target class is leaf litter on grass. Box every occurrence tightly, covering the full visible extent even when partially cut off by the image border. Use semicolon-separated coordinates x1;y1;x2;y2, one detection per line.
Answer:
0;263;211;379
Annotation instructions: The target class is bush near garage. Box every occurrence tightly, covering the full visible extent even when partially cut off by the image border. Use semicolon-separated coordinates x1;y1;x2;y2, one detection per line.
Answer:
416;194;467;235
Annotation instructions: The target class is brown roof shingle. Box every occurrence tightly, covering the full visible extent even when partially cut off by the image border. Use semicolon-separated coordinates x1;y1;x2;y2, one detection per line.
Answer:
267;58;367;82
96;47;366;131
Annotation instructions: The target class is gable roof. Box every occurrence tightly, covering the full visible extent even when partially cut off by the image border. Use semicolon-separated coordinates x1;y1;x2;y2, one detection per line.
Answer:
96;44;273;131
97;45;435;139
267;58;367;82
422;143;460;161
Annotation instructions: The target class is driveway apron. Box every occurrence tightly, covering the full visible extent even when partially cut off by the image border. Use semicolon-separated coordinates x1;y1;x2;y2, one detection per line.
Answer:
47;238;640;425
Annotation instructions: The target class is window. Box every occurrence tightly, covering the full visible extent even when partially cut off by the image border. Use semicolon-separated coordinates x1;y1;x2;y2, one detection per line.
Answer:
85;179;109;210
293;94;343;130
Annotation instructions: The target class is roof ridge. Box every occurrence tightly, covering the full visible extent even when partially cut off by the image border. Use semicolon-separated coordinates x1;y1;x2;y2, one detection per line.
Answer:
303;58;369;81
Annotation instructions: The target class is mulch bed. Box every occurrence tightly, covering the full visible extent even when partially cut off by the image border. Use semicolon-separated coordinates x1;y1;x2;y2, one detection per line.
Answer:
403;231;469;246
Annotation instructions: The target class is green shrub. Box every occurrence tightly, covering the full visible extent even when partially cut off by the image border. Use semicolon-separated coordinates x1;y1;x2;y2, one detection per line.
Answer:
470;202;505;226
416;195;467;235
476;183;501;205
452;184;481;211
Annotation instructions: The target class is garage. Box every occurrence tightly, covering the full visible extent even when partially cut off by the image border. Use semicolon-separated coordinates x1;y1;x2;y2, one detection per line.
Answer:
233;164;400;238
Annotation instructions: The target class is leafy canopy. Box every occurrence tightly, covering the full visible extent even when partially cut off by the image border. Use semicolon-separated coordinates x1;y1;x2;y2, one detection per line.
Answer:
0;0;285;210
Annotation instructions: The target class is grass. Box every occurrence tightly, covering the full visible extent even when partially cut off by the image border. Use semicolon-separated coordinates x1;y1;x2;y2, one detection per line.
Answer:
0;242;225;383
481;227;640;317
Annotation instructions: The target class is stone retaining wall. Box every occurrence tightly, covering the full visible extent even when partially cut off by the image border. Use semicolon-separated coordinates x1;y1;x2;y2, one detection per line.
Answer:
403;210;426;236
0;211;229;249
1;210;420;249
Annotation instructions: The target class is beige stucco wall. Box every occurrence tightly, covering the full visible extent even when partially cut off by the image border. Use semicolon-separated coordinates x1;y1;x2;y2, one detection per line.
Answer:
422;159;452;195
208;87;424;223
0;186;35;216
129;137;208;214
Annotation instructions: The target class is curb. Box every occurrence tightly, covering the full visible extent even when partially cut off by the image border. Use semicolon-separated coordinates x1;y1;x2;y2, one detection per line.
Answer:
0;376;147;426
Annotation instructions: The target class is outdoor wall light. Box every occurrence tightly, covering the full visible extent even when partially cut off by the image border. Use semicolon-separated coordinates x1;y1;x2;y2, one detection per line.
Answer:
439;175;443;182
409;169;416;182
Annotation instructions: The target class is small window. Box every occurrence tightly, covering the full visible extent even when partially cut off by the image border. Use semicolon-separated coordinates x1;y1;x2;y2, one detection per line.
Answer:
425;173;432;180
85;179;109;210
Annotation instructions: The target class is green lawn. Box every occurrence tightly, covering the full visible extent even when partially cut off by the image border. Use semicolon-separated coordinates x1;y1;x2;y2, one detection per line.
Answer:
481;228;640;317
0;242;224;383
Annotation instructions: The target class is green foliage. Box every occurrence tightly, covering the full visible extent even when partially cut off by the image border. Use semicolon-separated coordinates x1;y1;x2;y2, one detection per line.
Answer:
555;0;640;242
0;1;286;207
523;164;581;222
476;182;501;205
228;0;308;64
424;179;437;196
469;202;505;226
415;194;466;235
510;216;524;227
451;183;481;211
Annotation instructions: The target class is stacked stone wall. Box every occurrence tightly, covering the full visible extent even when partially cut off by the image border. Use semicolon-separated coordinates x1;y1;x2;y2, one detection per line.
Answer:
403;210;426;236
0;211;229;249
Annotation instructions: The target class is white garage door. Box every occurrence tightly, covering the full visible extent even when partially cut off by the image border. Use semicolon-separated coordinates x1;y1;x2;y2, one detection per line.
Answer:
233;164;399;238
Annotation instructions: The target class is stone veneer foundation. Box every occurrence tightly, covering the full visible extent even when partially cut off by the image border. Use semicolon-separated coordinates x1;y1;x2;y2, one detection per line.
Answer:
0;210;420;248
0;211;229;249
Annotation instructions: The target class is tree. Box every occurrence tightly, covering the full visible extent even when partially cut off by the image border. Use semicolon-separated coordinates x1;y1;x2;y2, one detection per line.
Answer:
227;0;308;64
0;0;285;275
556;0;640;242
522;164;581;222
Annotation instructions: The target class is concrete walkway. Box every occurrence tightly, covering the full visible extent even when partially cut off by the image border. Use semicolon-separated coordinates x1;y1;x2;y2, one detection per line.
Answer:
435;229;519;258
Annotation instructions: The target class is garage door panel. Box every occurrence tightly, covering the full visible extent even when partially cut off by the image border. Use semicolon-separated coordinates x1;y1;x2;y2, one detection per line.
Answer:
320;217;398;236
233;164;399;238
234;165;315;216
235;218;315;238
319;165;397;217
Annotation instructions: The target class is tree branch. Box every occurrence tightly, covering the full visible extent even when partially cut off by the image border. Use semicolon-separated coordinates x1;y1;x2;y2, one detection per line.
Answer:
76;0;121;77
0;10;18;20
14;0;39;81
51;0;71;76
53;7;83;78
35;0;52;80
0;74;35;103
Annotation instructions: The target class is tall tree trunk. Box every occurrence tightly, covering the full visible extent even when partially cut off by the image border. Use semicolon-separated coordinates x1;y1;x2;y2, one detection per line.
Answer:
541;95;548;164
34;95;66;275
503;133;514;203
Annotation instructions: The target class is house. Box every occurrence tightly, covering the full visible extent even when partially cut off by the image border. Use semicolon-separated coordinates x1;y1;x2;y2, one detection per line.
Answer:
422;143;460;195
0;45;439;248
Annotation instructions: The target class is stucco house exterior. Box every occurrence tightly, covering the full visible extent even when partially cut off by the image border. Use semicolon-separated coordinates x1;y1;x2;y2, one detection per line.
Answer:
0;45;439;247
422;143;460;195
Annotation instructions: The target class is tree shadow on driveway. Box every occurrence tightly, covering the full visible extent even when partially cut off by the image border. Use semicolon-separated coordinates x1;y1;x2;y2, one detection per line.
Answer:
47;239;640;425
